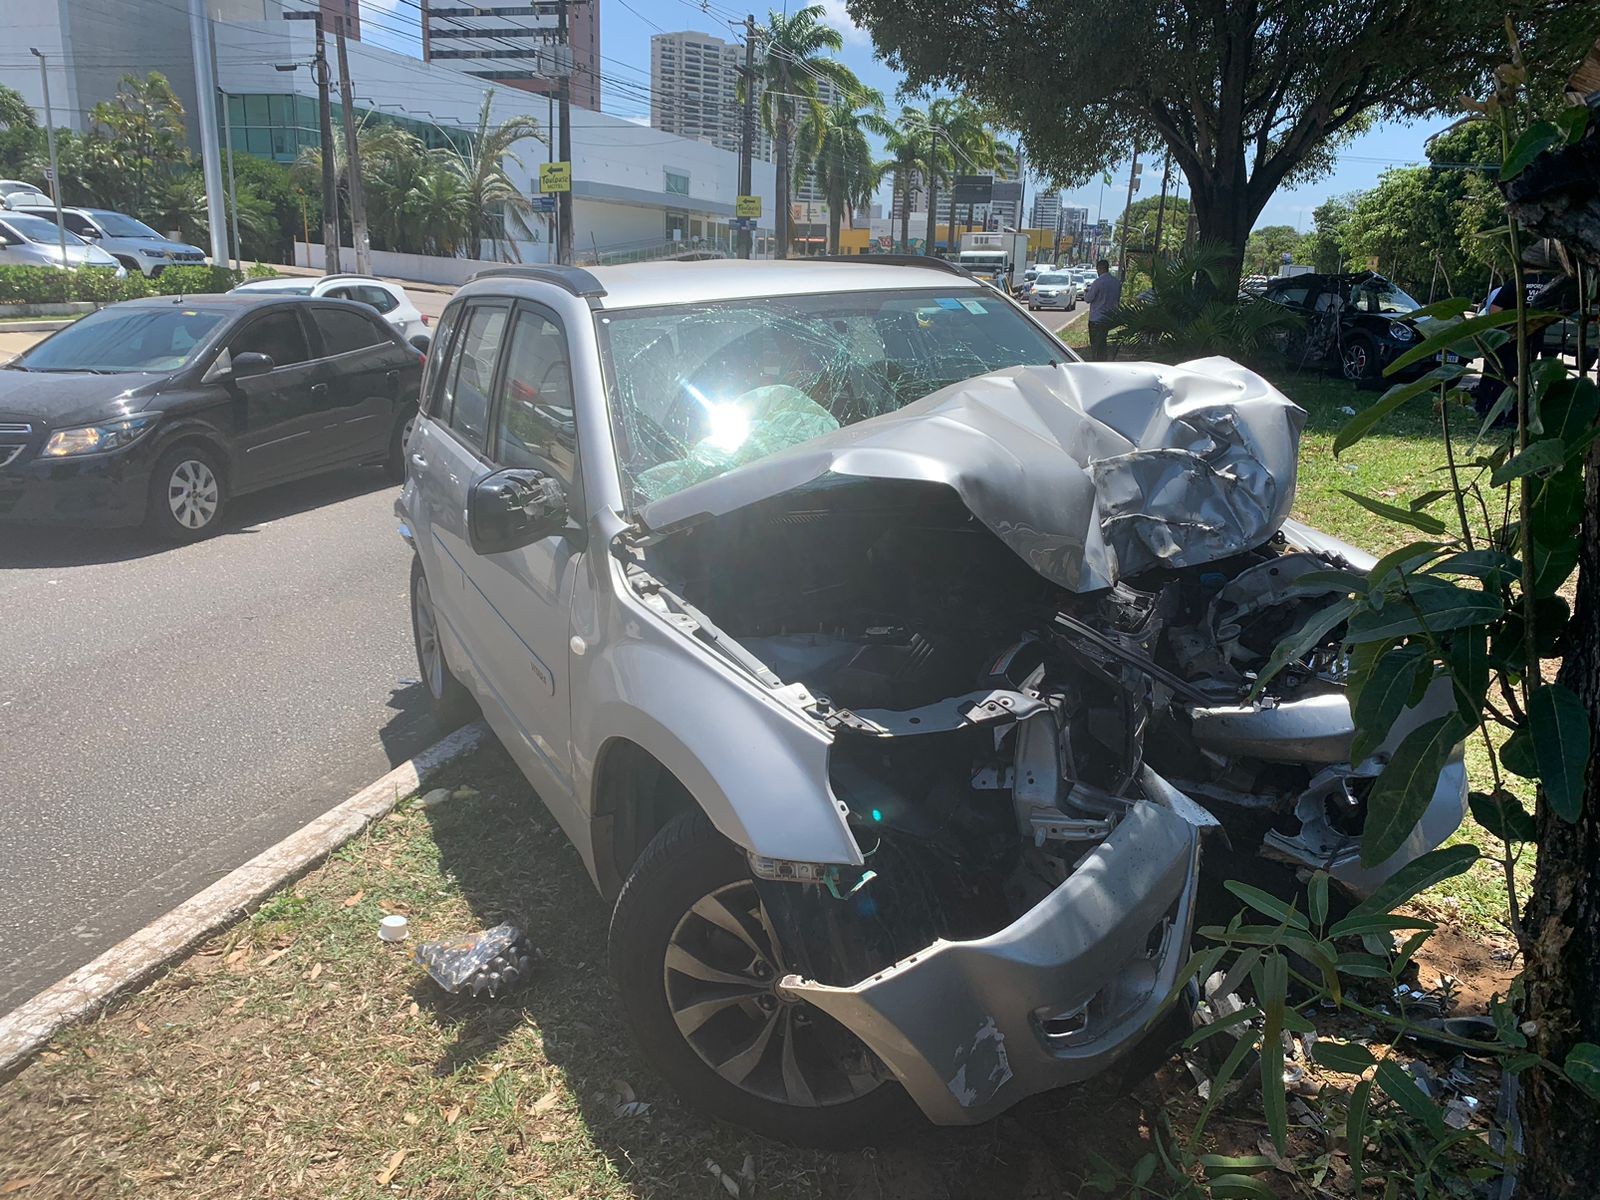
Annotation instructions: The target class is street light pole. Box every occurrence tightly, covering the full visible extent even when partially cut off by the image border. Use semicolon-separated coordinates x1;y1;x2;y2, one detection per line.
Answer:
187;0;230;267
28;49;70;274
209;20;243;270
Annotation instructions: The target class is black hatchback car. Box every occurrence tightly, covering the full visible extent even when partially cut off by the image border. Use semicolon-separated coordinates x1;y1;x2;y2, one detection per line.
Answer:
1260;271;1455;383
0;294;422;539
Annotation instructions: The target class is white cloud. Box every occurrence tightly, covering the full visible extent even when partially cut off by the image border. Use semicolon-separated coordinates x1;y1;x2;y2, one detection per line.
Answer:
816;0;872;47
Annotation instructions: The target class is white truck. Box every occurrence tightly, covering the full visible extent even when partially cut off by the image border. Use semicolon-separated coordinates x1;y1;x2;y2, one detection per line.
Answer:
957;231;1031;292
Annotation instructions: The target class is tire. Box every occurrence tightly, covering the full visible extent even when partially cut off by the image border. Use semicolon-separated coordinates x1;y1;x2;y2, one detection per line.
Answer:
1069;298;1078;311
609;809;919;1147
410;557;478;726
144;444;227;541
386;405;418;483
1340;335;1381;385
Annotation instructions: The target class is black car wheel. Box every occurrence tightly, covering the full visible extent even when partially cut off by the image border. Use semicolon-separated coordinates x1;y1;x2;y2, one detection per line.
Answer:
145;445;226;541
386;405;418;482
410;557;478;726
610;809;918;1146
1341;335;1381;384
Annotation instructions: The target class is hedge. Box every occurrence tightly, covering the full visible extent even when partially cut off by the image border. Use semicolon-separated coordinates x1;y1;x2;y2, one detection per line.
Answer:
0;261;280;306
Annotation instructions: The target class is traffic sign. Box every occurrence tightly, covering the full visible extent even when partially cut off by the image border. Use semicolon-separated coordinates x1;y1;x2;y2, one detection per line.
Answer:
732;217;756;231
539;161;572;193
531;196;556;213
735;194;761;218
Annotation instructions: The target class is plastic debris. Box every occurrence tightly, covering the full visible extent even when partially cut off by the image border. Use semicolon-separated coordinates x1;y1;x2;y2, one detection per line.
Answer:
1444;1098;1477;1129
706;1160;741;1197
378;914;410;943
416;788;453;808
414;923;534;997
1338;405;1358;416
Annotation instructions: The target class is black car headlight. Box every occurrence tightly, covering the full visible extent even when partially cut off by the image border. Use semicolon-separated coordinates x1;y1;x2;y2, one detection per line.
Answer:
43;415;158;457
1388;321;1415;343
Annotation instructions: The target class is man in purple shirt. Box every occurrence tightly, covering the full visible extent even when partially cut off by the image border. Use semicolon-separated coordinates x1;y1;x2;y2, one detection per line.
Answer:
1082;259;1123;361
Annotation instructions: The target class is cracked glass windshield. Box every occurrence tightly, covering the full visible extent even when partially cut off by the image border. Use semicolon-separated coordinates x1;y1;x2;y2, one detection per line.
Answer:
599;288;1065;503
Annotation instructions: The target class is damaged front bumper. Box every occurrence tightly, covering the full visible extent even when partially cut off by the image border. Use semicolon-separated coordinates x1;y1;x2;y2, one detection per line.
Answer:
778;773;1202;1125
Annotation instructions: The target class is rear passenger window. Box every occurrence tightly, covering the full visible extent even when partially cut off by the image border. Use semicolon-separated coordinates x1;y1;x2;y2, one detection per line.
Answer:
312;306;386;356
356;285;399;314
493;308;575;481
438;305;507;452
422;304;462;417
231;310;309;368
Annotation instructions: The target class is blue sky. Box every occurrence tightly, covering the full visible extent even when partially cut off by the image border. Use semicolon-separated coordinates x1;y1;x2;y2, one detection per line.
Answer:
361;0;1450;233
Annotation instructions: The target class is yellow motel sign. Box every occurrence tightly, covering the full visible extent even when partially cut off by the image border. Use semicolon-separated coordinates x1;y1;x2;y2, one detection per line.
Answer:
540;161;572;193
735;194;762;218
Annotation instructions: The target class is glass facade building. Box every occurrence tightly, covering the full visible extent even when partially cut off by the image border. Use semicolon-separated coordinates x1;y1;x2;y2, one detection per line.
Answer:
221;93;472;162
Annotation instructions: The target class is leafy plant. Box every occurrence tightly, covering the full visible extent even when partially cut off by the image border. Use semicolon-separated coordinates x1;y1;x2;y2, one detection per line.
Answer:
1111;243;1302;362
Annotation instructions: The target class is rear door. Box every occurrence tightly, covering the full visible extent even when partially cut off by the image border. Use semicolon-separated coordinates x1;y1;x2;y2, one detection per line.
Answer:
305;303;400;462
226;307;328;488
453;301;583;806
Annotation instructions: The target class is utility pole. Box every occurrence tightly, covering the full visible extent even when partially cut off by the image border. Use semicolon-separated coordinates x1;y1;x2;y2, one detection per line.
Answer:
28;49;70;272
1152;152;1172;266
737;14;756;260
546;90;556;260
334;15;370;274
286;10;341;272
208;20;242;269
188;0;229;266
923;127;938;255
555;0;574;265
1117;146;1140;277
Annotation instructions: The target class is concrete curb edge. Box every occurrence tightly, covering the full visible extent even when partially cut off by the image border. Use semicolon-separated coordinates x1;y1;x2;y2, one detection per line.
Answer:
0;720;487;1081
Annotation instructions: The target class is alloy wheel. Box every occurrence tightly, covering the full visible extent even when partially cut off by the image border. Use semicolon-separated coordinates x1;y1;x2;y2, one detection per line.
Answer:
663;881;882;1108
414;573;445;699
1342;343;1370;380
167;459;219;530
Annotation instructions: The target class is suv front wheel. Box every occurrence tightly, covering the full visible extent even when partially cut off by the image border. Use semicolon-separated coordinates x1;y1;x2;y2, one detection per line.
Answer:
609;809;918;1146
410;557;478;726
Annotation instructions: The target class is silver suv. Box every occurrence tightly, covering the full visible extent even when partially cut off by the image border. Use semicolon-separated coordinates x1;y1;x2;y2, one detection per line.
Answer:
397;259;1465;1143
15;205;206;276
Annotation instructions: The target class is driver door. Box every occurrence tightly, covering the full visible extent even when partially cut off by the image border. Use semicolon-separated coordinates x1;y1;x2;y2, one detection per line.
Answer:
225;307;328;488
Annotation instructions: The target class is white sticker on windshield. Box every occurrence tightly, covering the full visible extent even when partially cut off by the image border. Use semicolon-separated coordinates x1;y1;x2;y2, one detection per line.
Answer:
960;299;987;315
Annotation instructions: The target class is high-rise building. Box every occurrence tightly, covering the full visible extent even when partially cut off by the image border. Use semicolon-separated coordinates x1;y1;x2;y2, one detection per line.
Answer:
1030;192;1062;232
421;0;600;111
649;31;771;162
790;76;839;212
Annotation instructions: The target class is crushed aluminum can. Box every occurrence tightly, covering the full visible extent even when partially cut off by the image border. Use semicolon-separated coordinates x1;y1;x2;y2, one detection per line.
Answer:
414;923;535;998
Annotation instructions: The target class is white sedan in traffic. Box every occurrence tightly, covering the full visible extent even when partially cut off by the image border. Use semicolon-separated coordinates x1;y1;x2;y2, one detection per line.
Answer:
231;274;430;345
1027;270;1079;311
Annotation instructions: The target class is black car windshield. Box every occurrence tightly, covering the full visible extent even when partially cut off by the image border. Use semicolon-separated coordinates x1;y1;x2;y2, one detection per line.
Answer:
599;287;1066;503
3;213;88;245
1350;279;1421;314
13;305;228;373
90;211;163;239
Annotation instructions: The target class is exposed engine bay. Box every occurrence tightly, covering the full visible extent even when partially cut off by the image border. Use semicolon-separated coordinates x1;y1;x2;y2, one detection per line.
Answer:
628;475;1368;983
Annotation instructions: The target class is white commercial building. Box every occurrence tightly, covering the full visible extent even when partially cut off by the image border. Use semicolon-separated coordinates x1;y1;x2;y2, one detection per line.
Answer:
0;1;776;264
1030;192;1062;232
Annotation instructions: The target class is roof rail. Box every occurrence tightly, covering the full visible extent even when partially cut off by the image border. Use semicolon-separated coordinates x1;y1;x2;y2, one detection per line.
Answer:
467;264;608;301
809;254;975;279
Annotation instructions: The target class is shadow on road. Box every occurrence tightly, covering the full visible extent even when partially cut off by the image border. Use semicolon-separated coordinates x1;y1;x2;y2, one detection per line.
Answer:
0;468;395;569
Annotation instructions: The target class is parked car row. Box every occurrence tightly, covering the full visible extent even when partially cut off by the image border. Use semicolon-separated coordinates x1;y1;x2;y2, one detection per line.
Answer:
2;257;1470;1145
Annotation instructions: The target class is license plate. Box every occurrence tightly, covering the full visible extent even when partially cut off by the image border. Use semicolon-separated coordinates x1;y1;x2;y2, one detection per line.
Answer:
1437;352;1460;363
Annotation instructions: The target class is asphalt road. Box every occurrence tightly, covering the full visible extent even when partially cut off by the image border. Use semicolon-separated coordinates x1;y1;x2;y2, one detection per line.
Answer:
0;473;446;1015
1031;302;1088;335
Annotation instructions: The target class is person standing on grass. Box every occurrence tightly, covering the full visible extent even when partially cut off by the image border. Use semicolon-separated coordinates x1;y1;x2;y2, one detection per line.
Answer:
1082;259;1122;361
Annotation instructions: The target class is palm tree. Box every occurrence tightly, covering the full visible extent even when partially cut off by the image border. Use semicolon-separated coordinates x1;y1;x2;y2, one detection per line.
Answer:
933;99;1016;236
797;97;888;254
881;107;938;252
753;5;863;258
428;93;544;261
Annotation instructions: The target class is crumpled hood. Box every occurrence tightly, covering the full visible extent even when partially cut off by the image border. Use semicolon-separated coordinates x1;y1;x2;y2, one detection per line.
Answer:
637;357;1306;592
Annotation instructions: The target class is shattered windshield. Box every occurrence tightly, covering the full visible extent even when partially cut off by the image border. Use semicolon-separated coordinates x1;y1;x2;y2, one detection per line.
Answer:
1350;279;1421;314
597;288;1067;504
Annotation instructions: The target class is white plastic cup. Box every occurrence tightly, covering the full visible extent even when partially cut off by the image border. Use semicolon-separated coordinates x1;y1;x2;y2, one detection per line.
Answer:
378;914;409;942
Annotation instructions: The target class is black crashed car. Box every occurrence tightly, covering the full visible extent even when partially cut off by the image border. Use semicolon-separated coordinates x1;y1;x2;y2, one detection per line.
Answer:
0;294;422;540
1260;271;1459;384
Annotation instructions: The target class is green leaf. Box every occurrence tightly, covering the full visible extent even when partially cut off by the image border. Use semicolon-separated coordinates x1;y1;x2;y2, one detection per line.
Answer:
1375;1059;1448;1137
1165;944;1228;1008
1183;1005;1261;1047
1564;1044;1600;1102
1252;598;1355;695
1366;541;1449;592
1259;952;1289;1155
1556;104;1591;144
1528;683;1591;821
1339;844;1479;924
1407;297;1474;321
1327;913;1437;939
1427;548;1519;582
1224;881;1311;930
1386;308;1535;375
1469;788;1537;843
1346;578;1502;644
1334;365;1465;456
1408;489;1451;512
1490;438;1569;487
1340;490;1448;535
1501;119;1563;180
1348;1077;1372;1189
1500;722;1537;779
1208;1177;1276;1199
1350;643;1428;763
1309;871;1329;929
1199;1155;1275;1178
1314;1039;1377;1074
1539;376;1600;453
1533;535;1583;598
1361;715;1471;867
1445;625;1490;722
1335;950;1396;978
1132;1152;1157;1186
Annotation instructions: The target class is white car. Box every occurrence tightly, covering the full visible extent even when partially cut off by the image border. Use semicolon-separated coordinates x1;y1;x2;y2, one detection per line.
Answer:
231;274;429;345
1027;270;1079;311
0;179;51;209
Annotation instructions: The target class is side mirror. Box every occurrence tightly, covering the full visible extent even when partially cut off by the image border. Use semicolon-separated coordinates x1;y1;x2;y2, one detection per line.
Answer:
81;227;102;239
468;467;569;555
407;333;430;354
231;351;275;378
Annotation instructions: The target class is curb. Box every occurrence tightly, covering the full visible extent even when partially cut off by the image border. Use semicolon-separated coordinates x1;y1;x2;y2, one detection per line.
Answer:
0;720;487;1081
0;319;71;333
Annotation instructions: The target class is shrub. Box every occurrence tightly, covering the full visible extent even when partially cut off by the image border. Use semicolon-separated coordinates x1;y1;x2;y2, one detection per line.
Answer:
245;261;280;280
0;263;241;307
151;264;241;296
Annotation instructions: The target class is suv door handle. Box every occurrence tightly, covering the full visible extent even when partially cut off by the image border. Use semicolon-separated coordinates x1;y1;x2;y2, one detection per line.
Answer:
310;382;329;401
410;452;428;468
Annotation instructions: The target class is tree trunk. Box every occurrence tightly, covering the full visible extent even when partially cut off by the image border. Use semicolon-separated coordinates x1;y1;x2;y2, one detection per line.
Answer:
775;64;791;260
1522;436;1600;1198
828;198;841;255
899;171;911;252
1186;174;1257;295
